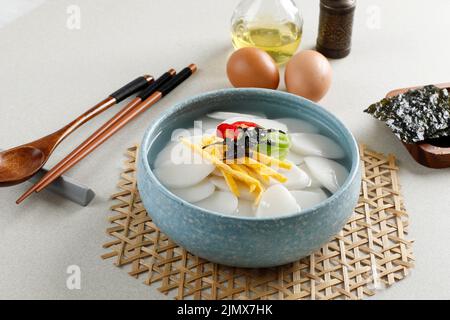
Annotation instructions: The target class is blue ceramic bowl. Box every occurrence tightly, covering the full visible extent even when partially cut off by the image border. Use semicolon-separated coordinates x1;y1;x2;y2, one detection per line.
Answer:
138;89;360;268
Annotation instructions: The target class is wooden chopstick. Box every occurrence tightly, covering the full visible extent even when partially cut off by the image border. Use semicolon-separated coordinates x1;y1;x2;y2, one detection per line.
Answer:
16;65;196;204
16;68;176;204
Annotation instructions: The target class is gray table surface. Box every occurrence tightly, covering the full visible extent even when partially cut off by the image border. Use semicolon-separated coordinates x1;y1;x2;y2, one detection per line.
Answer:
0;0;449;300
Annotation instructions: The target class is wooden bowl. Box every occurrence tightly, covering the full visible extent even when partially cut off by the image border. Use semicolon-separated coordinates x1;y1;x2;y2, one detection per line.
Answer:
386;82;450;168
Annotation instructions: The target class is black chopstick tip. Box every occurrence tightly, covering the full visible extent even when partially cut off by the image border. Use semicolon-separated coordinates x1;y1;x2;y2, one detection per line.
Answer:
188;64;197;73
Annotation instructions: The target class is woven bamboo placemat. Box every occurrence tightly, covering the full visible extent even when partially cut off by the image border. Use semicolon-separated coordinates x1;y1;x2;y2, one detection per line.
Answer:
102;144;414;300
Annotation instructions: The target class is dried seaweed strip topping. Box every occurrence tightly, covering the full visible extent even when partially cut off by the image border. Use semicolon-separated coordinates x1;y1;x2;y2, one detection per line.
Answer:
364;85;450;143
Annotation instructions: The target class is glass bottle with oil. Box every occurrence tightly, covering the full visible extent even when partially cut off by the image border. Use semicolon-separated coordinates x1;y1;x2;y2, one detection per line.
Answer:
231;0;303;65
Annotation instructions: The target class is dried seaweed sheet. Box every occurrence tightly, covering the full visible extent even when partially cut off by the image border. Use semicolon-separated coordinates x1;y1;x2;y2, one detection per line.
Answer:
364;85;450;143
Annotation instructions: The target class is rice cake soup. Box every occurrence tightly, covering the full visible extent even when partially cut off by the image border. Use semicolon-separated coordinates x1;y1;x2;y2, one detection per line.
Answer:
152;112;349;218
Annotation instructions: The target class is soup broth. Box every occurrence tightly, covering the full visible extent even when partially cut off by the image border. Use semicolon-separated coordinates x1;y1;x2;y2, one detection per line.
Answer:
152;111;349;218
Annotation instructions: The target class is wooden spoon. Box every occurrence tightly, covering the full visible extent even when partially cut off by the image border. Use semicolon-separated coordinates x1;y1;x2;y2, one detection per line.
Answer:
0;75;153;186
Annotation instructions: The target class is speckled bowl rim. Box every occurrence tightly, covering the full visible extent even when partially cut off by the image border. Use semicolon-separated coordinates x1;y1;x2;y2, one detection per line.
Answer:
140;88;360;222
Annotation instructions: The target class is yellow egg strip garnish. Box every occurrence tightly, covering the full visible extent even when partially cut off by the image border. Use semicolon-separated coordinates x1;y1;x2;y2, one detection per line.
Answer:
229;163;249;174
201;135;216;146
229;164;258;193
251;151;292;170
254;189;263;206
180;138;263;194
227;158;265;203
180;137;292;206
243;157;287;183
220;169;240;197
244;165;271;184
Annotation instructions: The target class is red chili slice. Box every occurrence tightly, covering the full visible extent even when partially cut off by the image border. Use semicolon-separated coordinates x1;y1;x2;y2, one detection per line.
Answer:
216;121;260;140
231;121;260;128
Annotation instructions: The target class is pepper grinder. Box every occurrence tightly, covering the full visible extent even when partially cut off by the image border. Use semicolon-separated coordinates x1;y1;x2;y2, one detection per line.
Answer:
316;0;356;59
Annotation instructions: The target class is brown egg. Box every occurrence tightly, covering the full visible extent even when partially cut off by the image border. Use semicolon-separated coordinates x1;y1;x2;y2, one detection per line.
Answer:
285;50;332;102
227;47;279;89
